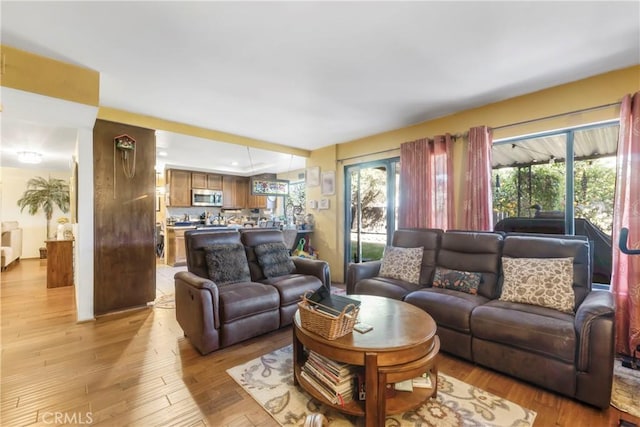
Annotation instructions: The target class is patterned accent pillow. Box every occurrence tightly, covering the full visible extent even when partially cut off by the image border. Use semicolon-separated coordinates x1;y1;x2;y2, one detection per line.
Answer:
378;246;424;285
254;242;296;278
204;243;251;286
499;257;575;313
432;267;481;294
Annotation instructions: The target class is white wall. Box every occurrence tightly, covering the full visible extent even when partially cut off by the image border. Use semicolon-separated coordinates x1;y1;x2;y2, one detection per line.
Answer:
0;167;71;258
75;128;94;322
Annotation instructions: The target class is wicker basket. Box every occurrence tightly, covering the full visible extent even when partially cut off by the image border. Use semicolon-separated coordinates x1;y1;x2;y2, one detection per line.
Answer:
298;290;359;340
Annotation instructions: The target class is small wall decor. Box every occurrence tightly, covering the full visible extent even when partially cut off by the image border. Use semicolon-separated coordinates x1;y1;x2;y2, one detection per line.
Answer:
250;175;290;196
114;134;137;179
321;170;335;195
112;133;137;199
306;166;320;187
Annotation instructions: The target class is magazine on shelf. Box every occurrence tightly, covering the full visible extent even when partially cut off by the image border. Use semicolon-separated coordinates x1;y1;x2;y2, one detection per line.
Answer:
301;370;352;406
307;351;354;378
305;357;354;387
302;364;353;396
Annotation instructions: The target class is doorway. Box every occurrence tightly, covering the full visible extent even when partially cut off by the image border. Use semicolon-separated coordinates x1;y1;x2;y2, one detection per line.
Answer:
344;158;400;275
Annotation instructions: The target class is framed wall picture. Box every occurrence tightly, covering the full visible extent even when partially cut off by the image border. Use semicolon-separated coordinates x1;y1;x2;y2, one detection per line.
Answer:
321;170;335;195
306;166;320;187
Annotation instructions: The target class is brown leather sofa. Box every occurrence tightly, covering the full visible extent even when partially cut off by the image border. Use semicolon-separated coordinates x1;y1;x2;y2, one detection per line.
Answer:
347;229;615;409
175;229;330;355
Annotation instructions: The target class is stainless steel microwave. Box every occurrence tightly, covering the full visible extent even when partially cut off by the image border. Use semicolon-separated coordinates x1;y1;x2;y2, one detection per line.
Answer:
192;189;223;207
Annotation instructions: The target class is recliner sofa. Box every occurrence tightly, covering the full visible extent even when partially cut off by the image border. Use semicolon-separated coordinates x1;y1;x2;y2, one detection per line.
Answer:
175;228;330;355
347;228;615;409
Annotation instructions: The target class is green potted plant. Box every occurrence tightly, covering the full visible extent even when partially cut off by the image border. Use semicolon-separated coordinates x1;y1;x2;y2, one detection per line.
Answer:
17;176;70;258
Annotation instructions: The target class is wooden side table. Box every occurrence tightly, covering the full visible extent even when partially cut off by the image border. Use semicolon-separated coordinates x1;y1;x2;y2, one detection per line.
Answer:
46;239;74;288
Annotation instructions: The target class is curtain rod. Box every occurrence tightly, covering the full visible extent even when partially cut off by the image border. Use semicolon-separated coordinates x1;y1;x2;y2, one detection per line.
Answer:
338;147;400;163
338;102;619;163
491;102;620;131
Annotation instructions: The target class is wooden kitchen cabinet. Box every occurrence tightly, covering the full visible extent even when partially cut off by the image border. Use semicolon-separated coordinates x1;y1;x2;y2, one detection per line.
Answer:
166;169;191;207
165;227;194;266
246;192;268;209
192;172;222;190
223;176;247;209
46;240;74;288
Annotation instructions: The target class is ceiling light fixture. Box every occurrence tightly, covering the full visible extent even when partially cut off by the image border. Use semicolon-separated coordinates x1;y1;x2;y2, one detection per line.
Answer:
17;151;43;164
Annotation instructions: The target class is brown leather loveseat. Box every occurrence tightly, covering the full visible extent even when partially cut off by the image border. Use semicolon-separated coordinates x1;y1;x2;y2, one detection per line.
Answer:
347;229;615;409
175;228;330;354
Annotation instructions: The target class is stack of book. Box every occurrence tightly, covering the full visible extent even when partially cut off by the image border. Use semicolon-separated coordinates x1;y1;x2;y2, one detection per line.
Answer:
301;351;357;407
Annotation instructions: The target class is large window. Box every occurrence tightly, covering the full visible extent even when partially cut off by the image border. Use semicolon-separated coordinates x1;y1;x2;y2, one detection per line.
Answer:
492;122;619;285
492;122;618;234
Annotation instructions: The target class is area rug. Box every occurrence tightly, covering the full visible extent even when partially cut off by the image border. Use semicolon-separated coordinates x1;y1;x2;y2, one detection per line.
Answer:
227;346;536;427
611;358;640;418
153;293;175;309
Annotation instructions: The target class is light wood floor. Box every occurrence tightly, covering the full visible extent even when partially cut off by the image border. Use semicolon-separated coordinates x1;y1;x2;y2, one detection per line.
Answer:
1;259;637;426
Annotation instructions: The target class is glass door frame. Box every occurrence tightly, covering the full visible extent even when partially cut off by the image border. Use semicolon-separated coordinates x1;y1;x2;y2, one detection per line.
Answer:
343;157;400;277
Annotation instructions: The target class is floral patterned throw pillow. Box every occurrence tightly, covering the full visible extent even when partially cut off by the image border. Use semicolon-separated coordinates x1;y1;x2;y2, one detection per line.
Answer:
432;267;481;294
378;246;424;285
499;257;575;313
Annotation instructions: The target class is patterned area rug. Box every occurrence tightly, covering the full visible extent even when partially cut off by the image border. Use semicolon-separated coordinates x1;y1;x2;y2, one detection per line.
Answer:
227;346;536;427
611;358;640;418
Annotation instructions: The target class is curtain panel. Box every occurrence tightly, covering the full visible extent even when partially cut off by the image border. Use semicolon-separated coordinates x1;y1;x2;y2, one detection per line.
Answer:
399;134;454;229
463;126;494;231
612;91;640;356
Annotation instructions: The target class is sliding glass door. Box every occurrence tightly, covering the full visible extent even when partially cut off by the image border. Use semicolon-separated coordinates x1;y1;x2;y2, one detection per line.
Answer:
344;158;400;273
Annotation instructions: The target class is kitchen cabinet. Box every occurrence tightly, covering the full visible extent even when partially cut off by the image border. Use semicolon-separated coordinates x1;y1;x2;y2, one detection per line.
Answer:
223;176;247;209
166;169;191;207
247;192;269;209
46;239;74;288
166;226;195;266
192;172;223;190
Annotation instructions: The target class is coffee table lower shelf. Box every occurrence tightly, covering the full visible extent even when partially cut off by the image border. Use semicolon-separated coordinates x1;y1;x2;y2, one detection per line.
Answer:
294;364;437;417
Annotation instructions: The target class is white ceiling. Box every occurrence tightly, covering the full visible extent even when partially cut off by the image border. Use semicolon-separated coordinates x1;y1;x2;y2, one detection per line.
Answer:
1;1;639;173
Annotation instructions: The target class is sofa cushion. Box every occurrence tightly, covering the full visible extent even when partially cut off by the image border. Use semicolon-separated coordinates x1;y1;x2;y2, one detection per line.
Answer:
500;257;575;313
404;288;489;333
437;231;503;299
254;242;296;278
432;267;481;295
204;243;251;286
379;246;423;285
218;282;280;323
261;274;323;305
471;299;576;363
354;276;421;300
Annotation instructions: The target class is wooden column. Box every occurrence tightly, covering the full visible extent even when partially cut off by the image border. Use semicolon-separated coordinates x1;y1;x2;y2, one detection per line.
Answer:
93;119;156;315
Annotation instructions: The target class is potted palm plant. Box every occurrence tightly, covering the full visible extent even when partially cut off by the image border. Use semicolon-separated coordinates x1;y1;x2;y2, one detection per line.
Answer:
17;176;70;258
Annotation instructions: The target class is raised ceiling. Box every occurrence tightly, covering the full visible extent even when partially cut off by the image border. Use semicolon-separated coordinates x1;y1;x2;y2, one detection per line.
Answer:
1;1;639;172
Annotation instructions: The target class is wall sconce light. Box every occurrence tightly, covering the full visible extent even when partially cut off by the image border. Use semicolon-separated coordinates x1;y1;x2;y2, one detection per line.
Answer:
17;151;43;164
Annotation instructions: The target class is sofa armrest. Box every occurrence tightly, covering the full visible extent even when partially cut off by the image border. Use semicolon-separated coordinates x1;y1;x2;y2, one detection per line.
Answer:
346;261;382;294
292;257;331;289
574;290;615;371
175;271;221;329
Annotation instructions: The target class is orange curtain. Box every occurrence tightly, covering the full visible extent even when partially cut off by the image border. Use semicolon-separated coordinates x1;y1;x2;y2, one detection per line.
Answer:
463;126;494;230
399;134;454;229
612;92;640;356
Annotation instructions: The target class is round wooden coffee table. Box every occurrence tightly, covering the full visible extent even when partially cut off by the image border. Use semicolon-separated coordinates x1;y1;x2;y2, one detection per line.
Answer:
292;295;439;427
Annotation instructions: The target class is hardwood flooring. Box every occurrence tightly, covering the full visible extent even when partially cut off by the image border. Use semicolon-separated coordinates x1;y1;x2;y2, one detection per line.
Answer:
1;259;637;426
